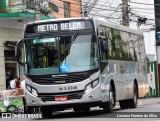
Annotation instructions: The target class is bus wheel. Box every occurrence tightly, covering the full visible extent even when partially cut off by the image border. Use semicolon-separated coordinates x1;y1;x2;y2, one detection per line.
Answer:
27;107;35;114
102;85;114;113
119;84;137;109
73;107;81;112
128;84;137;108
73;107;90;112
119;100;129;109
41;107;53;117
81;107;90;112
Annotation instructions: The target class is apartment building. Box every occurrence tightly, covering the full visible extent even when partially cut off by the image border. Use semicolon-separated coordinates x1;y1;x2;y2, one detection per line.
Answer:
0;0;81;90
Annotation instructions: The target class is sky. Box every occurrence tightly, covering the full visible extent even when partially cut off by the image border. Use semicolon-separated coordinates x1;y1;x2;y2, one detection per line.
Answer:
128;0;155;60
82;0;156;59
82;0;155;29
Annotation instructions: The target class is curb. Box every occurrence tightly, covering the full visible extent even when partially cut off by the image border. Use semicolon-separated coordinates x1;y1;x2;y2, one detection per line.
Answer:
138;97;160;106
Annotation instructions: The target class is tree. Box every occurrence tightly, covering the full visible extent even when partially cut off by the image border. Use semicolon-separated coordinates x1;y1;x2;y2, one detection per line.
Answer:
28;0;59;20
0;0;7;13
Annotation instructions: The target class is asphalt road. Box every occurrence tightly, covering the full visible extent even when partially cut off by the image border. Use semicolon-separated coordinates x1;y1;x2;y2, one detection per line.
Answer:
1;98;160;121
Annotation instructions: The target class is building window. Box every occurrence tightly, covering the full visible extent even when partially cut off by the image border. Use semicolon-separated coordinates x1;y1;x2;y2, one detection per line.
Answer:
64;2;70;18
4;50;15;61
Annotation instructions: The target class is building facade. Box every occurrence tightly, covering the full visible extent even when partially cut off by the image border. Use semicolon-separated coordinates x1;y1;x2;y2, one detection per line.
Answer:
0;0;81;90
49;0;82;18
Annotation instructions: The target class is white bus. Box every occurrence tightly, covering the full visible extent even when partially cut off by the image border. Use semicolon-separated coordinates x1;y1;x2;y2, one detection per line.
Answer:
16;17;148;117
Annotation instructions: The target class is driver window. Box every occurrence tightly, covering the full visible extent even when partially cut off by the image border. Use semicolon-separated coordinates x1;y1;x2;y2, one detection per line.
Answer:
98;26;108;61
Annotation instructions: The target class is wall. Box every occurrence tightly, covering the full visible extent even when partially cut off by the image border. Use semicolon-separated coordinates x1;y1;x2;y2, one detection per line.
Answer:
0;0;82;90
0;27;23;90
0;17;35;90
48;0;81;18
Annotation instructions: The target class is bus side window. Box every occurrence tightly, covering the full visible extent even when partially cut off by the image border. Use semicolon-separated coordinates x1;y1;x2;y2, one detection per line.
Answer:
98;26;108;61
99;37;108;61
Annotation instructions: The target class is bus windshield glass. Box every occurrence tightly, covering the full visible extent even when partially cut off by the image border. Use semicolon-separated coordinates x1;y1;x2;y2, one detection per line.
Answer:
25;34;99;75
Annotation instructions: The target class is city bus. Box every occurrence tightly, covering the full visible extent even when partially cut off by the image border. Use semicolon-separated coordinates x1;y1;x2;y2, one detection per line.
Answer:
15;17;148;117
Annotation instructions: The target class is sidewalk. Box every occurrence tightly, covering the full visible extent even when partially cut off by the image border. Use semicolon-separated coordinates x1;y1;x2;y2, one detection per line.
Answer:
138;97;160;106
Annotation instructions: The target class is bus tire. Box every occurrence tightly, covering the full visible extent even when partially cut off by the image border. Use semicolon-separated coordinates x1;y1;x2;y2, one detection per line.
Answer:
119;84;137;109
27;106;35;114
128;84;137;108
41;107;53;117
73;107;81;112
82;107;90;112
119;100;129;109
73;107;90;112
102;85;114;113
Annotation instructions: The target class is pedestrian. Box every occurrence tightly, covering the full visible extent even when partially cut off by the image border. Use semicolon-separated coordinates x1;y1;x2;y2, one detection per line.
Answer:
6;73;13;89
9;76;18;89
20;76;27;113
21;76;26;93
15;78;21;89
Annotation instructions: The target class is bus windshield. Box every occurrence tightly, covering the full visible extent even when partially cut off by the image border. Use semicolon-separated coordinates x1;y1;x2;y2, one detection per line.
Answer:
25;34;99;75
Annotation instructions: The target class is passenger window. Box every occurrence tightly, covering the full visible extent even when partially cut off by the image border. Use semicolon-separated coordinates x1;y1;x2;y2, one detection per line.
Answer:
98;26;108;61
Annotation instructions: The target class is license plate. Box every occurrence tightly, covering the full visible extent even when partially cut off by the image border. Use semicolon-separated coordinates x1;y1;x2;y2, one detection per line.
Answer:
55;96;68;101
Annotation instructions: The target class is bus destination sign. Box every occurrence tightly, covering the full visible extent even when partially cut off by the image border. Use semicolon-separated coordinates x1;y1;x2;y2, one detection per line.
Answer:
25;20;93;33
37;21;85;32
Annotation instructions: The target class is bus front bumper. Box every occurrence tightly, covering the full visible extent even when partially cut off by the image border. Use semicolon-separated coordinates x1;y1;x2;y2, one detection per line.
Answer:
25;84;109;107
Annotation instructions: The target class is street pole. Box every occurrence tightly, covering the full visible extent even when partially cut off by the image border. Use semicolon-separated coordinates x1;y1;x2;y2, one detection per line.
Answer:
122;0;129;27
35;0;41;21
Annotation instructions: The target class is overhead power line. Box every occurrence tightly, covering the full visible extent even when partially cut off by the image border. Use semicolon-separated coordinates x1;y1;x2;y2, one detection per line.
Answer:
1;0;157;28
129;1;156;6
84;0;99;16
92;0;110;16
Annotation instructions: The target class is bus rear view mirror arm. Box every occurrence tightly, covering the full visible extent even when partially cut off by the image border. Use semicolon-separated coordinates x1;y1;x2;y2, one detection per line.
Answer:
102;41;108;51
15;39;24;66
98;36;108;52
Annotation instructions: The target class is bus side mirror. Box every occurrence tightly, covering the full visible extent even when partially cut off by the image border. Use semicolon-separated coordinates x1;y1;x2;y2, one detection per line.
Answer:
15;39;24;65
99;37;108;52
102;41;108;51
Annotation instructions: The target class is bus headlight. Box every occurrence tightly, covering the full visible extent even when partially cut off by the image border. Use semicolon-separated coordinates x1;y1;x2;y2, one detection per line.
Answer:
26;84;38;97
85;80;99;93
32;88;38;97
86;84;92;92
93;80;99;87
26;85;31;92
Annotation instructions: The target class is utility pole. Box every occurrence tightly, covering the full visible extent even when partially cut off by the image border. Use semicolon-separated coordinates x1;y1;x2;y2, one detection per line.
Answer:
122;0;129;27
35;0;41;21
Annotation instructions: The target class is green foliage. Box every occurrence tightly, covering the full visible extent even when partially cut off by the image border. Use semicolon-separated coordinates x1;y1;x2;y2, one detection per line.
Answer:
0;0;7;13
0;98;24;112
26;0;52;17
10;98;23;106
0;100;3;107
26;1;33;9
41;7;52;16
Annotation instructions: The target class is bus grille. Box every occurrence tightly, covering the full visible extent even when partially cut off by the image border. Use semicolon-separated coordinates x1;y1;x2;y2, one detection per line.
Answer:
38;90;84;102
34;75;87;84
27;70;98;85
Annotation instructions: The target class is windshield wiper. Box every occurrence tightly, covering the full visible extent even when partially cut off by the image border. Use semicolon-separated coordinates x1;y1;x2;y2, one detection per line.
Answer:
65;33;78;51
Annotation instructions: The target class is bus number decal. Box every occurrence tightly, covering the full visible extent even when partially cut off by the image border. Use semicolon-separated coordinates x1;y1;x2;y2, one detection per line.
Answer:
59;86;78;91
